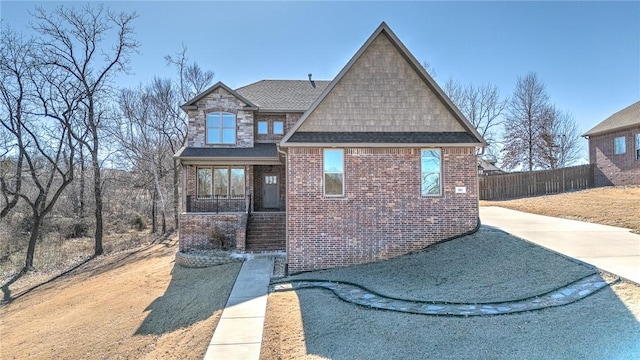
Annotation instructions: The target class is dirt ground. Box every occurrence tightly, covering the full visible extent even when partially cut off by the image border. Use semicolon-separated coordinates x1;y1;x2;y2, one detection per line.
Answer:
261;230;640;360
481;186;640;233
0;236;241;360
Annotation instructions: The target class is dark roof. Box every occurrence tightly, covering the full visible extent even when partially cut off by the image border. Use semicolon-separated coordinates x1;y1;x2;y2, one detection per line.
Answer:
236;80;331;111
286;132;480;144
176;143;278;158
583;101;640;136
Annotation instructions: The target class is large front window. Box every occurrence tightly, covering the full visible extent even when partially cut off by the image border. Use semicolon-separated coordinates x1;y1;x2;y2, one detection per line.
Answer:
421;149;441;196
206;112;236;144
197;167;245;198
323;149;344;196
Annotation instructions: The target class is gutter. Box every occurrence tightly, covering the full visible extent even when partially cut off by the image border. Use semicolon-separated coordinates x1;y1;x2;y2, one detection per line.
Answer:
276;144;289;274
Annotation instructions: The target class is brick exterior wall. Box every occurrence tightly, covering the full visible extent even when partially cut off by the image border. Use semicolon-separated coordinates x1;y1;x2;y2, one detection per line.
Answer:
254;165;286;211
185;86;254;148
179;213;248;252
286;147;479;273
589;126;640;186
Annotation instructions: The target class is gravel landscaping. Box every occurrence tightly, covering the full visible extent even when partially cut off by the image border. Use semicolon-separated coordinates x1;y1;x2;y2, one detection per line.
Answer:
262;228;640;360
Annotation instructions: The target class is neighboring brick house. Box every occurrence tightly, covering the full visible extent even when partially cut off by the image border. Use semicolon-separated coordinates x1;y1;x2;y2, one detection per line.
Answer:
175;22;486;272
583;101;640;187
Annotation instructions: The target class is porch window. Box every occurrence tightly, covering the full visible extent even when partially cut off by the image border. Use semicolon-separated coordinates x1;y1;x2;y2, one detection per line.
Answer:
421;149;441;196
197;168;213;198
212;167;245;198
206;112;236;144
323;149;344;196
614;136;626;155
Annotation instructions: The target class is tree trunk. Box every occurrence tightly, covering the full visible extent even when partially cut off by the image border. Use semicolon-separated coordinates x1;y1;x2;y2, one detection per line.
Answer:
151;189;157;234
92;146;104;256
79;149;86;219
23;213;41;273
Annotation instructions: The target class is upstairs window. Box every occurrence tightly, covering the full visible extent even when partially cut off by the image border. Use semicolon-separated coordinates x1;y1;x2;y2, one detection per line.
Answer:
323;149;344;196
257;121;268;134
614;136;626;155
421;149;441;196
206;112;235;144
273;121;284;135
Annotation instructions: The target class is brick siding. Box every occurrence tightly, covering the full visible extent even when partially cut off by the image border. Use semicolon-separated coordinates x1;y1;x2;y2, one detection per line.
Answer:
286;147;479;273
179;213;248;252
589;126;640;186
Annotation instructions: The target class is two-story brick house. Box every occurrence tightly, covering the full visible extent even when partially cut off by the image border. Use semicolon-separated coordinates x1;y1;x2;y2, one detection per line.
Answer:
176;22;486;273
583;101;640;187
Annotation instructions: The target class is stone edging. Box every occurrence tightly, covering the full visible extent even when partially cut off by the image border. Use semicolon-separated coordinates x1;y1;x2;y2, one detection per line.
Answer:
270;273;618;316
175;250;244;268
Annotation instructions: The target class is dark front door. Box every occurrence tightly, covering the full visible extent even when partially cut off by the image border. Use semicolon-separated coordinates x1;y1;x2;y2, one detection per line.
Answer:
263;175;279;209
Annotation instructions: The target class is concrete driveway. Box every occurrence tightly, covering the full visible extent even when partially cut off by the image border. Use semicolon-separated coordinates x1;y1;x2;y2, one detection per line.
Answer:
480;206;640;284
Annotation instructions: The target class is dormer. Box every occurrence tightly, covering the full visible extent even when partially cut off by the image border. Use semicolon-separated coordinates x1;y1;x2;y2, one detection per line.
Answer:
181;82;258;148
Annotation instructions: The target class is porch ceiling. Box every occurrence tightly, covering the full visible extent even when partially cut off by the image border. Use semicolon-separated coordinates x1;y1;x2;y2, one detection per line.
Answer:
176;143;282;165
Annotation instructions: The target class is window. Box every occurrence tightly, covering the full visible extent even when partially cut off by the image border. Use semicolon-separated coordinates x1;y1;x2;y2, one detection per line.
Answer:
323;149;344;196
421;149;441;196
614;136;626;155
636;134;640;160
198;167;244;198
257;121;268;134
265;175;277;184
273;121;284;135
197;168;212;198
206;112;235;144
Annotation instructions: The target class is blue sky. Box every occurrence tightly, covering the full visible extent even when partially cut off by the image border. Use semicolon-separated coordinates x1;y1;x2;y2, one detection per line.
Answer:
2;1;639;158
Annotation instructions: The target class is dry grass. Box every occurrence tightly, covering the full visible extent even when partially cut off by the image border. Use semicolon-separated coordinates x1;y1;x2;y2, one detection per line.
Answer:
0;236;241;360
481;186;640;233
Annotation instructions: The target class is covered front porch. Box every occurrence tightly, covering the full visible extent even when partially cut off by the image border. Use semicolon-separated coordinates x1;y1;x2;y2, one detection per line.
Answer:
176;143;286;252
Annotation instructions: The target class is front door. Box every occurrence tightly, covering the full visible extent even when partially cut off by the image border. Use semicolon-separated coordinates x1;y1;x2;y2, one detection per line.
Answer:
263;175;279;209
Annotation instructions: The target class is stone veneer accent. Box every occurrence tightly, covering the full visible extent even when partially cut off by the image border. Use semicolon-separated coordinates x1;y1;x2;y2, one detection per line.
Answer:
179;213;248;252
286;147;479;273
589;126;640;186
185;86;254;148
175;250;244;268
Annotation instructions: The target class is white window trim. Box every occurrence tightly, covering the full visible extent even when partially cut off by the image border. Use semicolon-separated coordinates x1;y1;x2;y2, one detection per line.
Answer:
421;148;442;197
206;111;236;145
323;149;345;197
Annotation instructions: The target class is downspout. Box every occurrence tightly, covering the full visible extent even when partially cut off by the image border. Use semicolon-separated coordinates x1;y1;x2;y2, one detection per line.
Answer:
276;144;289;273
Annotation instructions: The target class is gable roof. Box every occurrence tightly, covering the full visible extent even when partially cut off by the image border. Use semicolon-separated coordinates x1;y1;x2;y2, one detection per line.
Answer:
236;80;330;112
583;101;640;137
181;81;258;111
280;22;486;147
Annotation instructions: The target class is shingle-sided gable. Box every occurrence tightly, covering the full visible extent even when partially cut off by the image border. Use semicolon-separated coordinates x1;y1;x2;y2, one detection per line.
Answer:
281;22;485;146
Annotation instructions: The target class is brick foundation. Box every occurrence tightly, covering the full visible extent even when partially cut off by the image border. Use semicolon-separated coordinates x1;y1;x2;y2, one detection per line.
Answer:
179;213;248;252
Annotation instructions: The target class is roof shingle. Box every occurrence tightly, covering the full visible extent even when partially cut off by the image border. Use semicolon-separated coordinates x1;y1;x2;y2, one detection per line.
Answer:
235;80;330;111
584;101;640;136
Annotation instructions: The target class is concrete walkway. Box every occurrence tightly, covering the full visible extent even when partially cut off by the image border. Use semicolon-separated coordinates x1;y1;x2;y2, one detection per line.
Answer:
204;256;274;360
480;207;640;284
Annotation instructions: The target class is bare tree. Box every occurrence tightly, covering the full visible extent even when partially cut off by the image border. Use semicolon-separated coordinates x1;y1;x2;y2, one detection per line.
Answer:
0;27;80;272
444;78;507;155
502;72;549;171
164;47;214;228
537;106;582;169
31;4;140;256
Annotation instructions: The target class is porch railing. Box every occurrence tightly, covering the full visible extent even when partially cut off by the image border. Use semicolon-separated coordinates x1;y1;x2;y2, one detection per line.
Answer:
186;195;251;213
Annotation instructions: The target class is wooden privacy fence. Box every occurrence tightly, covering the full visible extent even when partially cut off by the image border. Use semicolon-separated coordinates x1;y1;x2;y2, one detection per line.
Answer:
479;164;594;200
